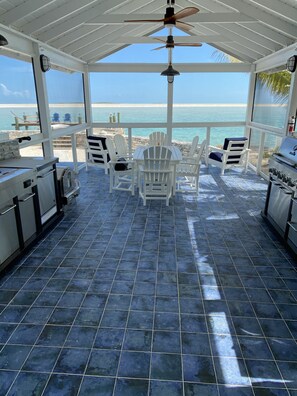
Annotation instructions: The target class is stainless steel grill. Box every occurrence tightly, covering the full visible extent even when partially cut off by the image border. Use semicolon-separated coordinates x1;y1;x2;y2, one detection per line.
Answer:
264;137;297;254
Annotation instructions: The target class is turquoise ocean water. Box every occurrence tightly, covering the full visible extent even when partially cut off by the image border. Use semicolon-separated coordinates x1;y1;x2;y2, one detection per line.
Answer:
0;104;287;146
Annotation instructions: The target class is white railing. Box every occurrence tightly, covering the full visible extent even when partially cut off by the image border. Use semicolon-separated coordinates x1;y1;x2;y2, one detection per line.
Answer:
92;120;247;150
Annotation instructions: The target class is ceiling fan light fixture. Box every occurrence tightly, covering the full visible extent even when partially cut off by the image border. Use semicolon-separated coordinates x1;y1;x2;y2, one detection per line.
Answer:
0;34;8;46
161;63;180;83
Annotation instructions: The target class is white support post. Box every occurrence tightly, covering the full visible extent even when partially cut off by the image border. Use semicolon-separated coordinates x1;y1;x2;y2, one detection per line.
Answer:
245;65;256;138
71;134;78;174
166;46;174;145
258;131;266;175
286;71;297;132
32;43;53;157
167;81;174;145
205;126;211;165
84;65;93;137
128;127;132;156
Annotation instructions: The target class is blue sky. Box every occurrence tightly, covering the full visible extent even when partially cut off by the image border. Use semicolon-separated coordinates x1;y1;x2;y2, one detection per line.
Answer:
0;28;250;104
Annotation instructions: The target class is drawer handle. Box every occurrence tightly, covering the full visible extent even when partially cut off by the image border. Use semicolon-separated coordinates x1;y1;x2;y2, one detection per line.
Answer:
289;222;297;232
37;169;55;178
19;193;35;202
0;204;16;215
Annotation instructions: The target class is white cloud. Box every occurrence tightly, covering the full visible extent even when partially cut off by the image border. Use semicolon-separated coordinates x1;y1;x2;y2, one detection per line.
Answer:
0;83;30;98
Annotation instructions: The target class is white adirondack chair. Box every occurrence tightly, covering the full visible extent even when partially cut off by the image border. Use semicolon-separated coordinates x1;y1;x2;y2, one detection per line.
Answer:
139;146;173;206
176;140;206;194
188;135;199;157
148;131;167;146
114;134;130;158
207;137;250;175
85;135;110;174
105;137;135;195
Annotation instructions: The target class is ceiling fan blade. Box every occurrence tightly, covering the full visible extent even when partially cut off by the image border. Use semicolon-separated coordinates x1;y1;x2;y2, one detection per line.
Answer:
175;20;194;31
174;43;202;47
124;18;164;23
152;45;167;51
172;7;199;20
154;38;167;43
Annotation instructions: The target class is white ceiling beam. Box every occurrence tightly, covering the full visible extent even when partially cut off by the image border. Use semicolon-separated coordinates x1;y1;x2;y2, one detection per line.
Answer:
251;0;297;23
101;35;230;44
217;0;297;38
209;42;256;64
71;26;131;58
205;24;271;57
64;25;123;54
240;22;295;47
88;62;252;73
21;0;98;35
50;26;103;49
36;0;124;43
221;23;281;52
254;42;297;72
0;0;53;25
86;12;256;25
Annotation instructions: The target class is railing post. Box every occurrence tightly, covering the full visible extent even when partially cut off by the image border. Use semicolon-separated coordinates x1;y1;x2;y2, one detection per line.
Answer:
205;126;211;164
128;127;132;156
257;130;266;175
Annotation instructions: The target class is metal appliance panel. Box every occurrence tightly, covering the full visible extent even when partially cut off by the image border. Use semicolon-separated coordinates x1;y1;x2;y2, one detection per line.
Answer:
0;198;19;264
18;191;36;242
266;180;292;233
288;198;297;249
37;166;57;224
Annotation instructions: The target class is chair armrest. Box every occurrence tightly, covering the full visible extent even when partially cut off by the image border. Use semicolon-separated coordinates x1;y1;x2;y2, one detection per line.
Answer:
208;146;225;153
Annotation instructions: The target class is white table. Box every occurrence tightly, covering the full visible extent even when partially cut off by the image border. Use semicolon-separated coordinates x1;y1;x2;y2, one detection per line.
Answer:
133;145;182;195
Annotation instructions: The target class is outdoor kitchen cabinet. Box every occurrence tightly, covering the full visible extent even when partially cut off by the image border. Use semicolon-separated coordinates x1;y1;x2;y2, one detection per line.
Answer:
0;197;20;265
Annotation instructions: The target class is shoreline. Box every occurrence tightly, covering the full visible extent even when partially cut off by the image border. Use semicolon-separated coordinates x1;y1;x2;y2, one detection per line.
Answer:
0;103;249;109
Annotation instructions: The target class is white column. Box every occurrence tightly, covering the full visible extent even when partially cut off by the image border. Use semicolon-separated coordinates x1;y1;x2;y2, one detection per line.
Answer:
166;47;174;145
32;43;53;157
167;81;174;145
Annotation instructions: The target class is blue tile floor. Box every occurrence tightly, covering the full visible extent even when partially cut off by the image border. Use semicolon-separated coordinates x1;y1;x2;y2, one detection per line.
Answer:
0;165;297;396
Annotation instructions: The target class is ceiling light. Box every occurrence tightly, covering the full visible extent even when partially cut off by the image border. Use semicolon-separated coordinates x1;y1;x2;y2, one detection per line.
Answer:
161;63;180;83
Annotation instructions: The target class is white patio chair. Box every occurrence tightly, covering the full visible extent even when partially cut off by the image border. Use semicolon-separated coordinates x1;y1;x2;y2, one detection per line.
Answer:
114;134;131;158
85;135;110;174
139;146;173;206
176;140;206;194
188;135;199;158
105;137;135;195
148;131;167;146
207;137;250;175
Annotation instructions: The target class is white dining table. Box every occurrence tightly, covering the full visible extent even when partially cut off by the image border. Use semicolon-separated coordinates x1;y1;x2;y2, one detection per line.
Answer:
133;145;182;195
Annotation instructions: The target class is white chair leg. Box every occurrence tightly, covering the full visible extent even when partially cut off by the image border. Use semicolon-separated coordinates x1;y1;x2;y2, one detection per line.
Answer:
109;168;113;193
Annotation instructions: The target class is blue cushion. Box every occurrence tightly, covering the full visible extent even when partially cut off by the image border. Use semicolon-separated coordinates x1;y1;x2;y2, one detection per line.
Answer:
223;137;247;150
209;151;241;164
209;151;223;162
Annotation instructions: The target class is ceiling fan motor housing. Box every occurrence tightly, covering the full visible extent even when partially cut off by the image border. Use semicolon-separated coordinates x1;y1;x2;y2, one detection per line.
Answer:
166;35;175;48
164;6;175;25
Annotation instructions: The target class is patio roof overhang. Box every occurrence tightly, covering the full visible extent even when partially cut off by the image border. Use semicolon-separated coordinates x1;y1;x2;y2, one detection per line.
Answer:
0;0;295;71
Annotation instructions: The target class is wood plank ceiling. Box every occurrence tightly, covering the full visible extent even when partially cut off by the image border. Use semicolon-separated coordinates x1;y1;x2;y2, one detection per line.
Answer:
0;0;296;64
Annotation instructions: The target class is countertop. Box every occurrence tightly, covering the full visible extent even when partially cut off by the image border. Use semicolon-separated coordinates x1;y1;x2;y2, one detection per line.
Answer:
0;156;59;171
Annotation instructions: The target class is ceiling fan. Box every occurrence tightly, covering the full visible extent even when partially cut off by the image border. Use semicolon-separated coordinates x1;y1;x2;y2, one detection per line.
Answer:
153;34;202;50
124;0;199;32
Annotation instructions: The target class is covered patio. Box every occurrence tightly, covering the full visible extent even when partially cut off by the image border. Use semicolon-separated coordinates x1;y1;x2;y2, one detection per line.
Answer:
0;0;297;395
1;165;297;395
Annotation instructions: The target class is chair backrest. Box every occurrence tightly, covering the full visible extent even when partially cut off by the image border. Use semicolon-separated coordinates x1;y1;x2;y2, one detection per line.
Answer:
105;137;118;162
197;139;206;161
223;137;248;164
64;113;71;122
143;146;172;183
188;135;199;157
114;134;128;157
148;131;167;146
52;112;60;122
86;135;110;163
